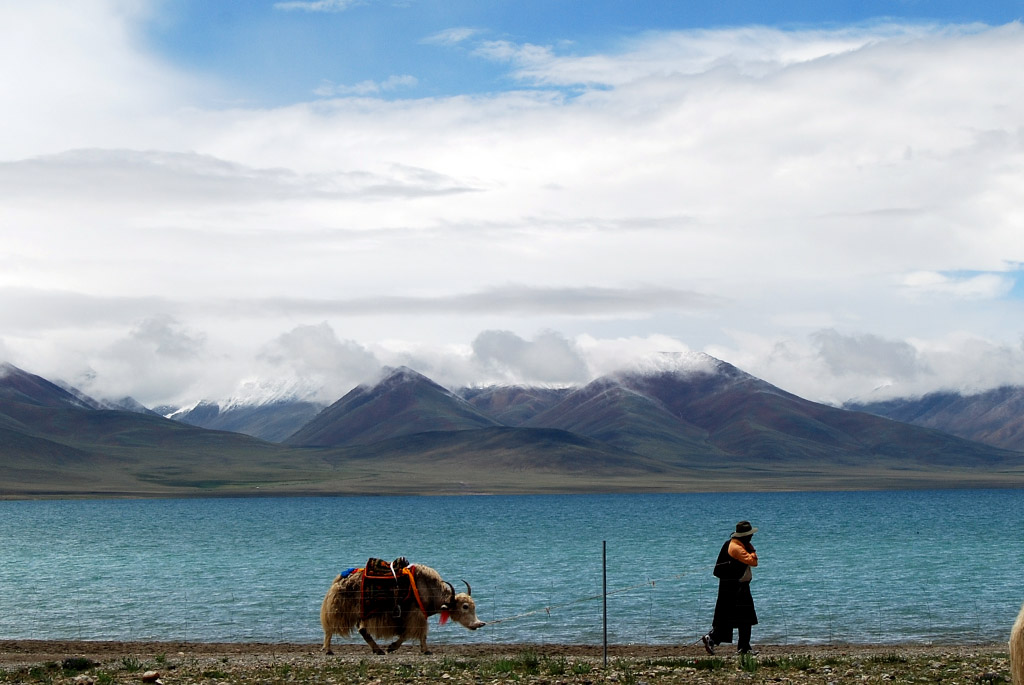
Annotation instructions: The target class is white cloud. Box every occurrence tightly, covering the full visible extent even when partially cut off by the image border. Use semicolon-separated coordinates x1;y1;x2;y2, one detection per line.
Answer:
314;75;419;97
811;329;924;380
577;334;695;379
474;40;556;69
273;0;363;12
901;271;1015;299
709;328;1024;405
0;149;470;206
255;323;381;402
2;5;1024;407
0;0;202;159
471;330;589;385
124;316;205;360
69;316;215;405
474;24;957;88
423;27;481;46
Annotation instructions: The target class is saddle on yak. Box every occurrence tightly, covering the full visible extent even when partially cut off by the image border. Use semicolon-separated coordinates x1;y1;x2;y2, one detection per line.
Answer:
359;556;419;620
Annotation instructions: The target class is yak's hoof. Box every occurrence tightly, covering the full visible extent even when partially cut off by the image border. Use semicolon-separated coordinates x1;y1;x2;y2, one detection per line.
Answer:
372;648;385;655
322;649;334;655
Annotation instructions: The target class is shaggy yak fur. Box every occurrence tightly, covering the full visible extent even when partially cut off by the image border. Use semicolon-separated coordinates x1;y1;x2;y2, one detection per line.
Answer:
1011;601;1024;685
320;563;484;655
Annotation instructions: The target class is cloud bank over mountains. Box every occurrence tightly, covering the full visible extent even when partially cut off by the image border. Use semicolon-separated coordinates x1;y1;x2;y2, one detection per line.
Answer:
1;2;1023;408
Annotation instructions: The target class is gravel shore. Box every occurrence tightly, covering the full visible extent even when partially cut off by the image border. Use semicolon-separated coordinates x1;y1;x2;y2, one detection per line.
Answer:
0;640;1011;684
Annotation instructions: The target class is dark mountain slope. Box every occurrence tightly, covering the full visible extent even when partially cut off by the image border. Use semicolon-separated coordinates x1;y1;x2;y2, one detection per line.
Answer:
337;426;668;475
848;386;1024;452
286;367;500;447
458;386;571;426
284;354;1021;472
5;358;1024;497
608;357;1021;467
0;362;97;409
109;396;160;415
0;363;315;495
172;400;325;443
525;377;716;460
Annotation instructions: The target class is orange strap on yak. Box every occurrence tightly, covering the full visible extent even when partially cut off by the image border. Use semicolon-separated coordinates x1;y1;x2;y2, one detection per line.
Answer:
403;566;428;616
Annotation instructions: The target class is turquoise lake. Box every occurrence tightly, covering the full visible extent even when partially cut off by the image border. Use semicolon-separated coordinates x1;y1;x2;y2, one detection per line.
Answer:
0;490;1020;648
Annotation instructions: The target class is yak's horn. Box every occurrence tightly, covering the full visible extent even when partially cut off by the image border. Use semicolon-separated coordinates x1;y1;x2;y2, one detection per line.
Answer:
461;579;472;596
441;581;455;609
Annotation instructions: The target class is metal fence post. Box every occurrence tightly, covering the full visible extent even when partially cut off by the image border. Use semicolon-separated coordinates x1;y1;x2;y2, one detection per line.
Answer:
603;540;608;668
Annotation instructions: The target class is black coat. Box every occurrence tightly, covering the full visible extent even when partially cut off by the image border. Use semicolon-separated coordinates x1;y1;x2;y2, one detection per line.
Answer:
712;540;758;628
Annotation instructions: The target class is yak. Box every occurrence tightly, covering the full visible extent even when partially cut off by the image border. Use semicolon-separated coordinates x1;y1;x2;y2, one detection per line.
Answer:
320;557;485;655
1012;601;1024;684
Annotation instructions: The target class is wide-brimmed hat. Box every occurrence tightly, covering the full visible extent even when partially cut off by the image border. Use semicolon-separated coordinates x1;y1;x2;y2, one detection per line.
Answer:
731;520;757;538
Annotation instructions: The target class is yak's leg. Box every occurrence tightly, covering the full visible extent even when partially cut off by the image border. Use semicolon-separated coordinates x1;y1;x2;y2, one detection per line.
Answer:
357;622;386;655
385;636;406;653
321;631;334;655
402;612;430;654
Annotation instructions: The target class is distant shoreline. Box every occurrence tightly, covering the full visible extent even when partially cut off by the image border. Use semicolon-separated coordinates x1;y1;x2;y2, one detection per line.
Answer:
4;479;1024;501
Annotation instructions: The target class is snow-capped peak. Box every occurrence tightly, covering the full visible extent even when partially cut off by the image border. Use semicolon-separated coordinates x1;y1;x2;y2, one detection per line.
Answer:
613;351;722;377
220;376;326;409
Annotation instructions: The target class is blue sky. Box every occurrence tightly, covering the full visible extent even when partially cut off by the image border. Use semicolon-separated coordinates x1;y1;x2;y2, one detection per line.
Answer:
1;0;1023;407
148;0;1024;104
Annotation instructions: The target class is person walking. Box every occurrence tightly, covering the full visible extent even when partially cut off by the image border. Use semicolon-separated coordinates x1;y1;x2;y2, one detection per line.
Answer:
702;520;759;655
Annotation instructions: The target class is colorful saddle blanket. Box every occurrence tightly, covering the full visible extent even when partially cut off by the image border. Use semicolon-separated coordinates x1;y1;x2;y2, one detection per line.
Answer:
360;557;412;619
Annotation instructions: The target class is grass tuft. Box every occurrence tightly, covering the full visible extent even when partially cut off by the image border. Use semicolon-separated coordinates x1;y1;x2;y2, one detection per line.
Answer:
738;652;759;672
120;656;143;672
60;657;95;674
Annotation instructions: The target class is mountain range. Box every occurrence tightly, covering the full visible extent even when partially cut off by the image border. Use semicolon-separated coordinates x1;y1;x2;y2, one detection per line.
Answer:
168;399;326;443
3;355;1024;498
846;386;1024;452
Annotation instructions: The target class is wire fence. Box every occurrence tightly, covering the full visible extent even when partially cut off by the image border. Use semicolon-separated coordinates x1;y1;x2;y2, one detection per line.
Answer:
4;554;1014;648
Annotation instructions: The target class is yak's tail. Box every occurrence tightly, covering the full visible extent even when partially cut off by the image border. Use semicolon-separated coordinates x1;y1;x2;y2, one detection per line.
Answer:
1011;601;1024;685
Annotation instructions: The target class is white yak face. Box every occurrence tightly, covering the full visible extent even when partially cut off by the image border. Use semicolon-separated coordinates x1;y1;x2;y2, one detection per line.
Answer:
451;593;485;630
